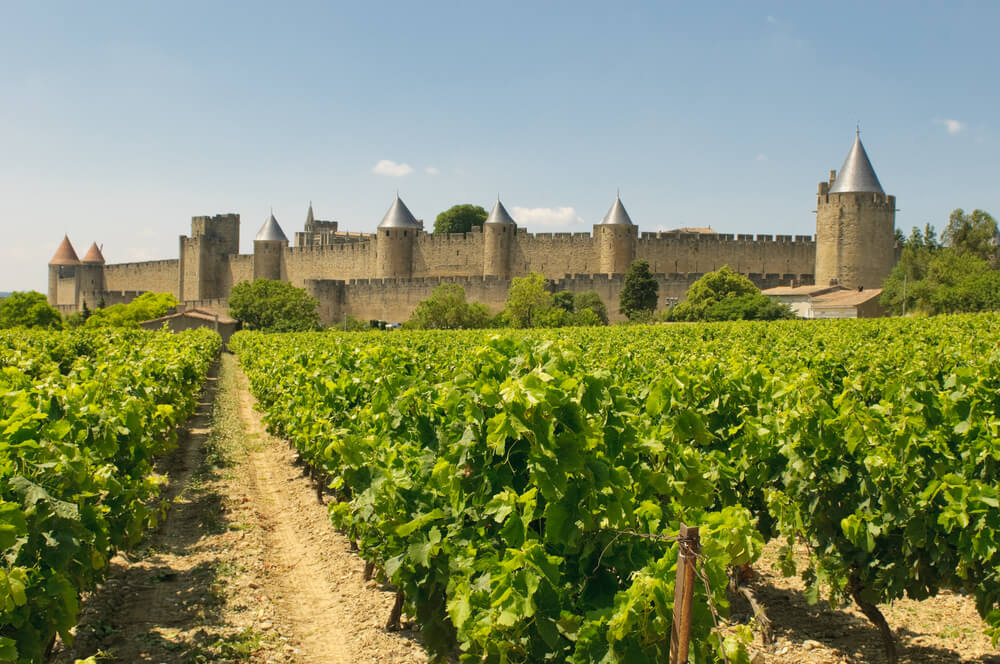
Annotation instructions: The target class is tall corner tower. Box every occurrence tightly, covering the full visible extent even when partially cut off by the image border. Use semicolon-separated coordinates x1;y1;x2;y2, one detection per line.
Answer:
253;212;289;281
48;235;80;307
595;194;638;274
483;198;516;278
375;195;420;279
815;132;896;289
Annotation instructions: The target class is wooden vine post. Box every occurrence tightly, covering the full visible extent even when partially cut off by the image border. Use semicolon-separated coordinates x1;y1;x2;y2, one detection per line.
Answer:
670;523;700;664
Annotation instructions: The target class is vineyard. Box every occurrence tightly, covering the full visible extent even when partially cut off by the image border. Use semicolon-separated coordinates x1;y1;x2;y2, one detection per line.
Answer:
0;328;221;662
232;316;1000;664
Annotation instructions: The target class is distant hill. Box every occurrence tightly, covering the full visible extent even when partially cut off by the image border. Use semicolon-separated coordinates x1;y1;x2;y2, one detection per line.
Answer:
0;292;11;299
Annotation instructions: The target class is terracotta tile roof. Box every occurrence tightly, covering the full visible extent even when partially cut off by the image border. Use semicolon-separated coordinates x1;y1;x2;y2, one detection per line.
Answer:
49;236;80;265
763;284;840;296
81;242;105;264
811;288;883;307
141;309;237;326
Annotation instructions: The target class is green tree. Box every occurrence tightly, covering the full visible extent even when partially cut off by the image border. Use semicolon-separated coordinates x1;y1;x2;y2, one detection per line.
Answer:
573;290;609;324
228;280;320;332
671;266;793;321
85;292;179;328
881;214;1000;315
406;283;492;329
570;308;602;327
433;204;488;234
942;209;999;263
0;291;63;329
619;260;659;320
552;290;575;312
504;272;552;328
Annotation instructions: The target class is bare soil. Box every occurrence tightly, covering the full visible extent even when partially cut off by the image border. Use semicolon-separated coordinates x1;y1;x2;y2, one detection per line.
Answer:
51;354;426;664
732;540;1000;664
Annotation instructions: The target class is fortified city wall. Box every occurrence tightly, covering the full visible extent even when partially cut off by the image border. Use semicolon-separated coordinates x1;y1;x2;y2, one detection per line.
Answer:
45;133;897;323
46;219;818;323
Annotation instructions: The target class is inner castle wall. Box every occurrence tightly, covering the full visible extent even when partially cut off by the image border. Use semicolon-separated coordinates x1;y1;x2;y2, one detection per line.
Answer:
54;211;820;323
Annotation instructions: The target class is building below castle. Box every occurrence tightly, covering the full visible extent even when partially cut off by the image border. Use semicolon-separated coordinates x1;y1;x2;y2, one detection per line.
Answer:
47;133;897;324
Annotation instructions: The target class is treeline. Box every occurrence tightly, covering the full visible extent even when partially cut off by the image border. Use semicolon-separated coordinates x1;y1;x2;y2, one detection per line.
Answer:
405;273;610;330
881;209;1000;315
0;291;180;331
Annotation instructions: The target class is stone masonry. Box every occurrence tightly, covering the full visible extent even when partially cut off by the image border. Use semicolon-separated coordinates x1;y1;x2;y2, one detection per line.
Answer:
48;134;896;323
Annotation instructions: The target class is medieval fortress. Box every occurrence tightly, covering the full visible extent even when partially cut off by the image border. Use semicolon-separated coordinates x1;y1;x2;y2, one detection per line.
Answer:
47;134;897;323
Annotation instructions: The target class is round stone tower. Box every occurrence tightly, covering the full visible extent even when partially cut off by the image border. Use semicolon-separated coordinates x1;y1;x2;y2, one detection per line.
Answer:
376;195;420;279
78;242;107;307
253;212;288;281
595;194;638;274
483;198;516;278
48;235;80;306
815;132;896;289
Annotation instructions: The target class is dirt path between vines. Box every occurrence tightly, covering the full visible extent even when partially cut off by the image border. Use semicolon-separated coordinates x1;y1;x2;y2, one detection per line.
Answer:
51;353;426;664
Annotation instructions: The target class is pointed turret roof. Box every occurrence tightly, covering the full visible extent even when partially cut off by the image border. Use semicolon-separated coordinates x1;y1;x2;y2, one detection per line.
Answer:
829;132;884;194
81;242;105;264
600;194;634;226
49;235;80;265
485;199;516;226
305;202;315;226
378;195;421;229
256;213;289;242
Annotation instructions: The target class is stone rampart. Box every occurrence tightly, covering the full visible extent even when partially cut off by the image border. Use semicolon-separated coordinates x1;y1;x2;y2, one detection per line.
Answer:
636;233;815;276
103;259;180;296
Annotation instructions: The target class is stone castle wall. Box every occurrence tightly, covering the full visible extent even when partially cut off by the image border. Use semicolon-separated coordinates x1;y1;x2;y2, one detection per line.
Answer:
56;209;824;322
67;225;817;321
513;231;598;278
637;232;815;275
104;259;180;296
305;270;810;325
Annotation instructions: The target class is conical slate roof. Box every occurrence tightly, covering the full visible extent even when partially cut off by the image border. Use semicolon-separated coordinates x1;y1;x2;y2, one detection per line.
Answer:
600;194;634;226
49;235;80;265
81;242;105;264
256;213;289;242
305;202;314;226
378;195;421;229
829;133;884;194
485;199;516;226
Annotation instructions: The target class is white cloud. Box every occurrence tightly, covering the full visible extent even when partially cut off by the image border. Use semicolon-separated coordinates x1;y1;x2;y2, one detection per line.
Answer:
425;166;440;176
126;247;157;261
939;119;965;135
511;206;584;227
372;159;414;176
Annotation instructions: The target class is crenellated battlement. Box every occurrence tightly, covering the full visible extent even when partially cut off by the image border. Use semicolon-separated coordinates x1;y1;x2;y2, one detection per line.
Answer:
49;132;897;319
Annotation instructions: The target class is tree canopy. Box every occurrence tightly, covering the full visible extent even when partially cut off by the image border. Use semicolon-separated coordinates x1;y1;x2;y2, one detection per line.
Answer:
881;211;1000;315
504;272;552;328
670;266;793;321
228;280;320;332
433;204;488;235
85;292;179;328
0;291;63;329
406;284;492;329
572;290;609;325
619;260;659;320
942;208;999;264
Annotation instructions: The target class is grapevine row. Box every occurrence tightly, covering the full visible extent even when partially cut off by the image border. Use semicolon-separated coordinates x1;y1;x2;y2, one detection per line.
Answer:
0;328;221;663
235;315;1000;663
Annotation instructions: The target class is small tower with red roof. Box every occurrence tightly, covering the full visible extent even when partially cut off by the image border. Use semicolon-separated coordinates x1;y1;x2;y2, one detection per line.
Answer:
47;235;80;307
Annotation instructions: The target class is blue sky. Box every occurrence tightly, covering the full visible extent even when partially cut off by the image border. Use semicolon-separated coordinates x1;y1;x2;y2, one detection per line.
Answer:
2;1;997;290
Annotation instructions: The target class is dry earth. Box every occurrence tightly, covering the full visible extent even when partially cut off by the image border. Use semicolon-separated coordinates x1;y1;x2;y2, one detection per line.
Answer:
48;352;999;664
51;353;427;664
732;540;1000;664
